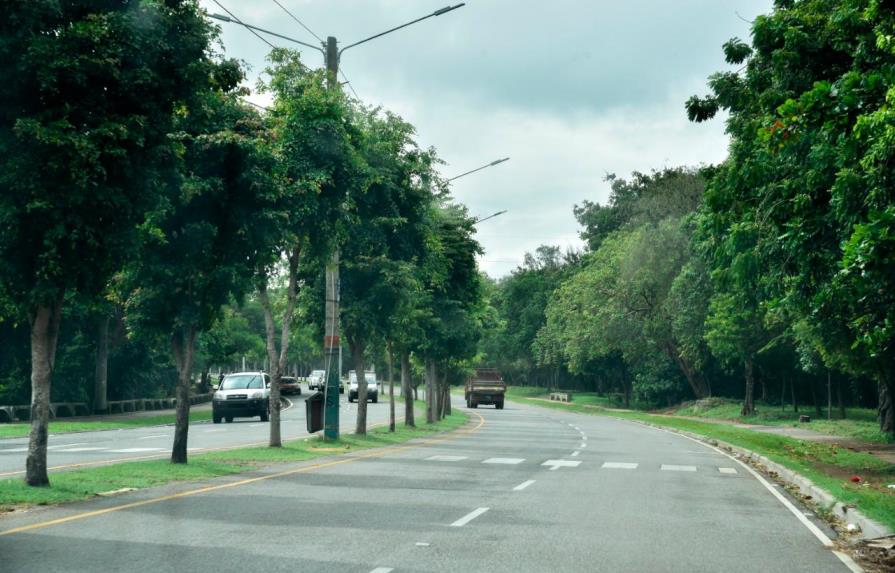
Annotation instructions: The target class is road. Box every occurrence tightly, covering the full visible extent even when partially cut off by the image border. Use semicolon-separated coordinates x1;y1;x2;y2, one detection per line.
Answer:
0;388;397;477
0;398;859;572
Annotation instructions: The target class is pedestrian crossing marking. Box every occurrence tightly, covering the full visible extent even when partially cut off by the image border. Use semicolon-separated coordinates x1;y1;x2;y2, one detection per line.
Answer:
661;464;697;472
602;462;638;469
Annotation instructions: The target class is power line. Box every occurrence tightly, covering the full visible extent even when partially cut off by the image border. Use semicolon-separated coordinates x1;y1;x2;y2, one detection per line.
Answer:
212;0;277;50
270;0;323;43
339;69;360;100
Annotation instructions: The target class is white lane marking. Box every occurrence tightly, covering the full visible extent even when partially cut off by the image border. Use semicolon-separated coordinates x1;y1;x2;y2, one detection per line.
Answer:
602;462;638;470
632;423;837;550
450;507;490;527
426;455;467;462
571;451;580;457
203;429;226;433
56;447;106;452
415;542;430;547
0;447;28;453
832;551;866;573
1;443;95;453
108;448;165;453
581;436;587;441
718;467;738;475
482;457;525;465
579;443;587;448
542;459;582;471
49;443;88;449
513;480;535;491
138;434;167;440
249;423;265;428
661;464;697;472
369;568;394;573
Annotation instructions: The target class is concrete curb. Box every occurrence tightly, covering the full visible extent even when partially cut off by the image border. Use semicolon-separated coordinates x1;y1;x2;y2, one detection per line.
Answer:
626;417;893;542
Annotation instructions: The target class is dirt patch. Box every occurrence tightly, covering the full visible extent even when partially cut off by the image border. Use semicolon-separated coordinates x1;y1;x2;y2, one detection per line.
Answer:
854;537;895;572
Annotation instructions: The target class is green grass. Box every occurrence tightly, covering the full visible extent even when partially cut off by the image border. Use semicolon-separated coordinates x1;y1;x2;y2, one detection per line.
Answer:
672;398;890;444
0;410;213;439
507;389;895;531
0;408;467;512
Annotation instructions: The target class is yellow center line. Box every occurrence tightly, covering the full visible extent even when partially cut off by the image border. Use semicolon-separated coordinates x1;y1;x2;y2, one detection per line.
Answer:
0;411;485;538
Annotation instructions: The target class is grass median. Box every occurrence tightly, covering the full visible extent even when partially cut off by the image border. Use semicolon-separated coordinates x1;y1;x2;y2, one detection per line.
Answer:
507;387;895;531
0;410;214;440
0;408;467;513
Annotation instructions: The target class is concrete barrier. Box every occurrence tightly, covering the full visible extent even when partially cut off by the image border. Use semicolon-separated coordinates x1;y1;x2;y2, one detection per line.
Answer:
549;392;573;403
0;393;212;423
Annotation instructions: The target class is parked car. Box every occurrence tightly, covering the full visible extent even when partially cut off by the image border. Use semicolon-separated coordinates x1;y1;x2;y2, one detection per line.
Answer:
307;369;326;391
213;372;270;423
347;371;378;403
280;376;302;396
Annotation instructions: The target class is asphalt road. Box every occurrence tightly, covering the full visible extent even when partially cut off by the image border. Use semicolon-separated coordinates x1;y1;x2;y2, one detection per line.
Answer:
0;386;397;477
0;398;859;572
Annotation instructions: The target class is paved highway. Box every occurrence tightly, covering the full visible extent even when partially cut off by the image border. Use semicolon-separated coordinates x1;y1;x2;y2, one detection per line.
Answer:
0;389;397;477
0;399;859;572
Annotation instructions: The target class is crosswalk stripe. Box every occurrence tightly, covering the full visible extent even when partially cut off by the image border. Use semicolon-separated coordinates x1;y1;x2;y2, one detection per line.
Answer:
661;464;697;472
718;467;738;474
482;457;525;465
425;455;467;462
602;462;638;469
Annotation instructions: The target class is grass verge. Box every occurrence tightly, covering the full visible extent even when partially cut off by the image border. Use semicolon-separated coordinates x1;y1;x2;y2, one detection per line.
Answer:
507;387;895;531
0;408;466;512
0;410;213;440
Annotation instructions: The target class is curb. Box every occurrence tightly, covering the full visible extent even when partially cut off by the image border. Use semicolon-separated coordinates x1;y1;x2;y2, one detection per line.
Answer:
625;417;893;542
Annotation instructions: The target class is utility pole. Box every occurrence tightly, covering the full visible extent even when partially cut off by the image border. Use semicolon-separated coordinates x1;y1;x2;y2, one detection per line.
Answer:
323;35;341;442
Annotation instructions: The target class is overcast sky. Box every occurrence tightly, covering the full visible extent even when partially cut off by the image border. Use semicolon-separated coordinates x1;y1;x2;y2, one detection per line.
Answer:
199;0;771;277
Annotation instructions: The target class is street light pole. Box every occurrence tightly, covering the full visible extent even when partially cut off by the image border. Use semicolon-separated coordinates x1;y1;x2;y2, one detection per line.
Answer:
448;157;510;182
211;5;465;442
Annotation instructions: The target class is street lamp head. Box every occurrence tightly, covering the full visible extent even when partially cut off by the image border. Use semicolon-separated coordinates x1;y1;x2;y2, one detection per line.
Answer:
434;4;466;16
209;13;231;22
489;157;510;167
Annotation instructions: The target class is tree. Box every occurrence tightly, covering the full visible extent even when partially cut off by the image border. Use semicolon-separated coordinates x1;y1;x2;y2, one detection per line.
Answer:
127;82;278;463
0;0;216;484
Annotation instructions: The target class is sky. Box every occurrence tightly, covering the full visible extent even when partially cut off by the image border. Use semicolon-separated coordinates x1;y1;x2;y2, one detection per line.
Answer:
198;0;772;277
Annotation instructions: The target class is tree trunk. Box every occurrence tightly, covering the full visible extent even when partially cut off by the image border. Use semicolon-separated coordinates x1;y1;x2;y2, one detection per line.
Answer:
351;338;368;435
619;360;631;409
93;314;110;414
436;366;445;421
837;376;846;419
811;375;822;418
387;341;395;432
741;358;755;416
666;343;709;399
791;375;798;412
827;370;832;421
25;297;64;486
401;351;414;428
780;376;787;411
878;374;894;437
258;245;301;448
425;359;436;424
171;325;197;464
443;371;452;417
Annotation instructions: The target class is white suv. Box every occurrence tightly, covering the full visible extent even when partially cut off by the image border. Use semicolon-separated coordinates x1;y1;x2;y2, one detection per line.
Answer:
347;371;378;403
307;369;326;391
212;372;270;423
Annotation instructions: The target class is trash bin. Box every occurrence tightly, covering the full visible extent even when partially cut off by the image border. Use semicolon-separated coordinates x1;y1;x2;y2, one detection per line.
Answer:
305;392;324;433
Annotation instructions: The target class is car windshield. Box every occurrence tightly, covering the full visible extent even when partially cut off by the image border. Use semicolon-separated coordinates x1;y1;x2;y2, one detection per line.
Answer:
221;375;262;390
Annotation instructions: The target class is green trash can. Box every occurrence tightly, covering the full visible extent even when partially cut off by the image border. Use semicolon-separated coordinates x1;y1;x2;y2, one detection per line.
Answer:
305;392;324;433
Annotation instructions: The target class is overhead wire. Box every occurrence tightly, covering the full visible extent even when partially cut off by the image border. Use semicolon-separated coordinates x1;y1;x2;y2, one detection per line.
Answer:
270;0;323;43
339;69;360;100
212;0;277;50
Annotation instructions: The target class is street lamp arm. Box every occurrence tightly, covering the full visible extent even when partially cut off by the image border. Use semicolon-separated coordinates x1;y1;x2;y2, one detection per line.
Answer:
448;157;510;182
339;3;465;55
209;13;324;53
474;210;508;224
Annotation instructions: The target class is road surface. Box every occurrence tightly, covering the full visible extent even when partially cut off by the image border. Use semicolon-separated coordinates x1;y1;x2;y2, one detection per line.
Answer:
0;398;858;572
0;389;397;477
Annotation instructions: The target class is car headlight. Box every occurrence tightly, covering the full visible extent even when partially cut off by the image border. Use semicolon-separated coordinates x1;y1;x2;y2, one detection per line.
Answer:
214;392;223;400
251;391;264;400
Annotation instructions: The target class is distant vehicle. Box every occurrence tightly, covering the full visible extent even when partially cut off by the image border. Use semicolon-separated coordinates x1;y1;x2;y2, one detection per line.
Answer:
213;372;270;423
465;368;505;409
280;376;302;396
347;371;378;403
307;369;326;391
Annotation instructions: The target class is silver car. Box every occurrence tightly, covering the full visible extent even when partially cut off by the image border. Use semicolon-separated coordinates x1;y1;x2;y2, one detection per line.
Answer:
213;372;270;423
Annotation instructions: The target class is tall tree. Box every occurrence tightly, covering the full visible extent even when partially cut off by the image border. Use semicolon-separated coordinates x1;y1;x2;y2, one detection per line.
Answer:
0;0;215;484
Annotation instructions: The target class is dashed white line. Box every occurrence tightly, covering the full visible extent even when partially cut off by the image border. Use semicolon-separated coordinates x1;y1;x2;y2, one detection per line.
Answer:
571;451;580;457
55;447;106;452
513;480;536;491
602;462;638;470
581;436;587;441
425;455;467;462
415;542;430;547
108;448;165;453
661;464;697;472
450;507;490;527
718;467;738;475
138;434;166;440
579;443;587;448
542;459;582;471
369;568;394;573
202;429;226;433
482;457;525;465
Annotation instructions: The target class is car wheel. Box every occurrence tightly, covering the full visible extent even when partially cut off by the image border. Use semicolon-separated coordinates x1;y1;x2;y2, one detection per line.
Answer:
225;416;233;423
213;415;221;424
372;395;378;403
260;406;269;422
471;401;478;408
497;401;504;410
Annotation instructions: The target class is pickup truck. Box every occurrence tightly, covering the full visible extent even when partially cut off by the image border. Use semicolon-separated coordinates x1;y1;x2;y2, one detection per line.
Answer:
465;368;506;409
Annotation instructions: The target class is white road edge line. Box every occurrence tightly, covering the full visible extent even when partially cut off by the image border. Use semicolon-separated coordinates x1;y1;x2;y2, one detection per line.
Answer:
137;435;166;440
513;480;535;491
636;421;862;571
450;507;489;527
369;568;394;573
